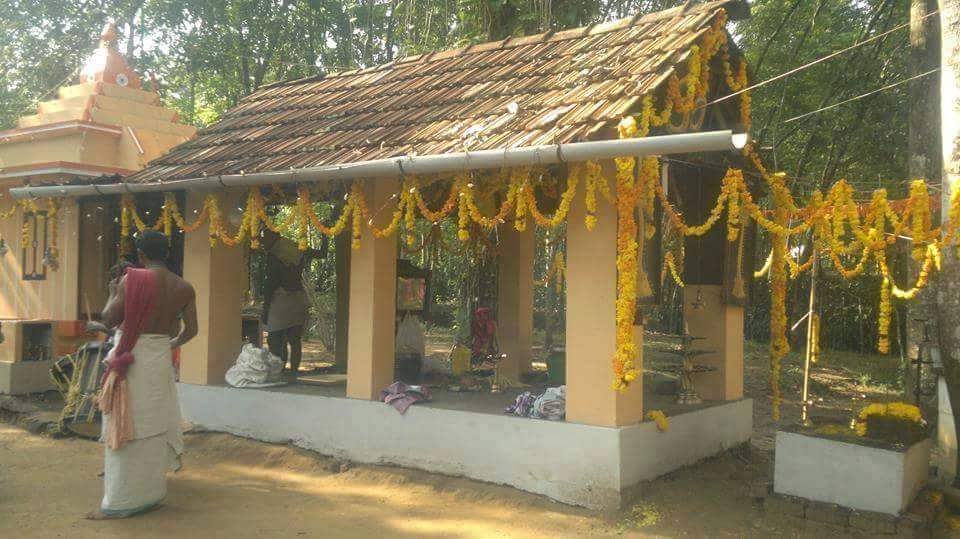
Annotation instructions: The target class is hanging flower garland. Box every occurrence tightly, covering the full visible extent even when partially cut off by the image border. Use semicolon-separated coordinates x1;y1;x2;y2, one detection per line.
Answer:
535;250;566;293
523;168;579;229
7;8;960;400
767;174;792;420
44;198;60;270
612;116;642;391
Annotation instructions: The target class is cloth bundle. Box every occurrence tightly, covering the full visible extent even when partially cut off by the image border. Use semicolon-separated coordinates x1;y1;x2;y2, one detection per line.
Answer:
380;382;431;414
505;386;565;420
225;344;285;388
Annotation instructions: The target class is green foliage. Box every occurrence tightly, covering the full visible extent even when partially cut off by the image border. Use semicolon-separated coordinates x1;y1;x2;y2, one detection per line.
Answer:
737;0;910;192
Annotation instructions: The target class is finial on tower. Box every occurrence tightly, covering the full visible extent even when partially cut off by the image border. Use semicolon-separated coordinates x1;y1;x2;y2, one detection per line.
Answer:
79;20;142;89
100;21;118;48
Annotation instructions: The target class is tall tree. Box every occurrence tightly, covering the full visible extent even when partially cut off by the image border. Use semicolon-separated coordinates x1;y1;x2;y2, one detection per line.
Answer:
937;0;960;484
906;0;941;397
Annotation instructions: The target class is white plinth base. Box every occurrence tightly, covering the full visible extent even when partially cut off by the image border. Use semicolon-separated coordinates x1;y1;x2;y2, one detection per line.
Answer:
0;359;56;394
178;383;752;510
774;430;931;515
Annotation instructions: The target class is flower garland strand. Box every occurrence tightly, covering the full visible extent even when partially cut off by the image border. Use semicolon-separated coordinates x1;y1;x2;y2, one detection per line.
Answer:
612;116;642;391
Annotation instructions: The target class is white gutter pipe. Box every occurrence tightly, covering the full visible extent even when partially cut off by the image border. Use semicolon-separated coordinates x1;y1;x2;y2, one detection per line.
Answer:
9;130;748;200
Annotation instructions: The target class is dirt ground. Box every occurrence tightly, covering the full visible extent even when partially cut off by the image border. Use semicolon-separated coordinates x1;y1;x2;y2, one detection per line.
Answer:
0;338;956;538
1;422;795;538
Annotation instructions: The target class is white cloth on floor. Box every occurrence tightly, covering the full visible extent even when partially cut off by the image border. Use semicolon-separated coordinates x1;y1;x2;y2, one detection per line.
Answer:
101;333;182;516
225;344;285;388
531;386;566;421
264;288;307;332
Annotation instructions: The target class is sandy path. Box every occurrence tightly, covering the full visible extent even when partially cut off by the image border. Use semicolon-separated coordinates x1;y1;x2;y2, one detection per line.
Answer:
0;422;832;538
0;425;610;538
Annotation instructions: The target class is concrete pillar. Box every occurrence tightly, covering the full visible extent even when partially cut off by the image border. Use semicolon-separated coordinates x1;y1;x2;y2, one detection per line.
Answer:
346;178;398;400
496;224;534;380
682;285;744;401
334;231;351;372
180;189;245;386
565;162;644;427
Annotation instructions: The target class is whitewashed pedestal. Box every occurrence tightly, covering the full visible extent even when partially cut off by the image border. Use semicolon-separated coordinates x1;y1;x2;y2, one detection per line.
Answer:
774;428;931;515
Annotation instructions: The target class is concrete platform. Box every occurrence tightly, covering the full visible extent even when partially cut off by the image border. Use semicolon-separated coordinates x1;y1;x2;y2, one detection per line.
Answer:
0;359;56;394
774;428;932;515
178;382;752;510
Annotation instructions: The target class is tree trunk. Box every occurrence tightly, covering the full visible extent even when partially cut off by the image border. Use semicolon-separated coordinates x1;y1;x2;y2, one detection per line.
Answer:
907;0;942;400
937;0;960;485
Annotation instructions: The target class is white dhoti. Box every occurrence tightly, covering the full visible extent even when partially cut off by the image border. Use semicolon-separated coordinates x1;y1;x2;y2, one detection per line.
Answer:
264;288;307;332
101;333;183;517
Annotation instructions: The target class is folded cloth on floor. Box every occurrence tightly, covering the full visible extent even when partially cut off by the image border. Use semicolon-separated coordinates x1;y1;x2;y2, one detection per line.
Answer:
505;391;537;417
531;386;565;421
506;386;565;420
380;382;431;414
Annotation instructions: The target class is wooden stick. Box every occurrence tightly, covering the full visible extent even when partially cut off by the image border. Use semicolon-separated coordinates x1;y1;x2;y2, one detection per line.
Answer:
801;249;819;426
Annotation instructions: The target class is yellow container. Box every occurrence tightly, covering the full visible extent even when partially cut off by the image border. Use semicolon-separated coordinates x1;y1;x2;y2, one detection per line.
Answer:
450;345;472;376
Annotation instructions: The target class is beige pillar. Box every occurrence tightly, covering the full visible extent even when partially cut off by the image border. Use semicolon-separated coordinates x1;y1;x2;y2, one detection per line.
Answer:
334;231;351;372
565;163;644;427
346;178;398;399
682;285;744;401
180;189;245;386
496;224;534;380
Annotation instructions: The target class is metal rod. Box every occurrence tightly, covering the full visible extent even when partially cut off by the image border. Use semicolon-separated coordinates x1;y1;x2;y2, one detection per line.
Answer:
9;130;748;200
801;249;819;426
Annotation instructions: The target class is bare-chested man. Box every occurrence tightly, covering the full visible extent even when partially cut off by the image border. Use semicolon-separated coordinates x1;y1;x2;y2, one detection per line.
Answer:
87;230;197;520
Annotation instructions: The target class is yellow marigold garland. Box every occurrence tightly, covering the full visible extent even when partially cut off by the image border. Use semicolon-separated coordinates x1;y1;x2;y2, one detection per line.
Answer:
523;169;578;229
909;180;932;262
768;175;792;420
4;7;954;398
855;401;923;437
535;250;566;293
46;198;59;266
612;117;641;391
664;251;685;287
647;409;669;432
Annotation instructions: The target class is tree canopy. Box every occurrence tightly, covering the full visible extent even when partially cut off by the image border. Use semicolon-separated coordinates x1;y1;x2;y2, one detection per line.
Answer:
1;1;912;194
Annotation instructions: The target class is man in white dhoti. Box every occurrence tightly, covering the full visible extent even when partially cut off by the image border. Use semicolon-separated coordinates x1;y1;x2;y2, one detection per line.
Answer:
87;231;198;520
261;229;325;378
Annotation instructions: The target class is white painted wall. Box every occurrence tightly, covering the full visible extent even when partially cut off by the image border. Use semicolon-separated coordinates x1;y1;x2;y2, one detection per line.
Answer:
774;430;931;515
619;399;753;488
178;383;752;510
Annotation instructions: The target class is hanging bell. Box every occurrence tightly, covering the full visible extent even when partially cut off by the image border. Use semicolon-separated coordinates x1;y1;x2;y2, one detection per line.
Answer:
691;288;706;310
0;238;7;256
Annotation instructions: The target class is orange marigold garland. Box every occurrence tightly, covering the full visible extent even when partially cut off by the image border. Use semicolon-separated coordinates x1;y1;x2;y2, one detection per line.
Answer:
768;175;792;420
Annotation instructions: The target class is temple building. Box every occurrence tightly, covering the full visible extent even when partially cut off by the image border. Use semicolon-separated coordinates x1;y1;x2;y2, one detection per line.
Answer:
0;23;195;393
4;1;755;509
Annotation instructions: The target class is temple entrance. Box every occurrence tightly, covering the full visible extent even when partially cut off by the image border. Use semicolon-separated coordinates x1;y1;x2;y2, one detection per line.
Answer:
77;192;187;320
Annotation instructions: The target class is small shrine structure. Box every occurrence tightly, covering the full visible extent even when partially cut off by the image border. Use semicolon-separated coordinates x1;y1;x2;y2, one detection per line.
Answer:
0;23;195;393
